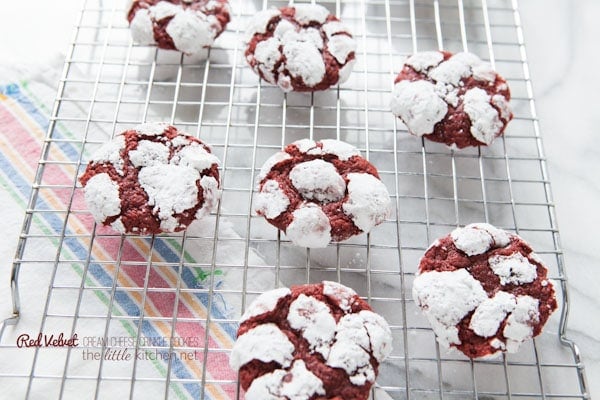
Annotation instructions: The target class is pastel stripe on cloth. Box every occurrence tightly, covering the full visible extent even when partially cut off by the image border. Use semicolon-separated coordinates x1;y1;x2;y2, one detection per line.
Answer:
0;82;238;399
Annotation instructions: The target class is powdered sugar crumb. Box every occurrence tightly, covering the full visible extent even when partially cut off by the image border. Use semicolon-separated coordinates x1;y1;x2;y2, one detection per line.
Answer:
229;323;294;370
412;269;488;347
241;287;291;323
342;173;391;233
489;252;537;285
286;203;332;248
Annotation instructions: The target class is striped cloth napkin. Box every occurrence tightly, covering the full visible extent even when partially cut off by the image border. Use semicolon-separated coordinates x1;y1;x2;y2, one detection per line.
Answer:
0;70;264;399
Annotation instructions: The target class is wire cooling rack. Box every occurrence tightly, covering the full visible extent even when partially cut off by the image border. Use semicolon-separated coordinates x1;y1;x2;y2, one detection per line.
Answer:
0;0;591;399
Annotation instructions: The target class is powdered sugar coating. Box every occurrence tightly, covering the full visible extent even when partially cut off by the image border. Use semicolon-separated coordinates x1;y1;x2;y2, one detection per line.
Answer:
290;159;346;202
245;8;281;39
255;139;391;247
489;252;537;285
463;87;504;145
83;173;121;223
319;138;361;160
469;291;516;337
134;121;169;136
79;124;220;234
405;51;445;72
343;173;392;232
413;269;488;347
139;164;199;231
197;175;220;220
90;136;126;174
323;280;358;312
254;180;290;219
245;360;325;400
391;50;513;148
288;294;337;357
229;323;294;370
450;222;510;256
390;80;448;136
286;204;332;248
245;5;356;92
127;0;230;55
415;223;557;358
129;140;170;168
258;151;292;181
504;295;540;352
293;3;329;24
231;282;393;400
241;288;291;323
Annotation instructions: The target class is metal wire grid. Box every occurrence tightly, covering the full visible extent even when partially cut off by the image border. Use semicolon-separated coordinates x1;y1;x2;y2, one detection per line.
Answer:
0;0;590;399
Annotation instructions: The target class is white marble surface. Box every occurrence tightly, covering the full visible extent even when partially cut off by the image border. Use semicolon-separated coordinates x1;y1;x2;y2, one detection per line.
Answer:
0;0;597;398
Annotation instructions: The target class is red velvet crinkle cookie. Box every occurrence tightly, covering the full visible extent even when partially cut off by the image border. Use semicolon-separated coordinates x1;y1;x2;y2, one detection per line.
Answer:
79;123;220;235
412;223;557;359
391;51;513;149
230;281;393;400
127;0;230;55
245;4;356;92
254;139;391;248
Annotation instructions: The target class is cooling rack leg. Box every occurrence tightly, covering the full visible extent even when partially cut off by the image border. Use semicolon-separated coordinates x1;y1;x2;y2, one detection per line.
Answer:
0;261;21;338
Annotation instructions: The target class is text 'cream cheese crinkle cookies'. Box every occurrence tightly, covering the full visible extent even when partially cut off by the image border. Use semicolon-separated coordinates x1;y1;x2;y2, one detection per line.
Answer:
229;281;393;400
127;0;231;55
79;123;221;235
391;51;513;149
245;4;357;92
412;223;557;359
254;139;392;248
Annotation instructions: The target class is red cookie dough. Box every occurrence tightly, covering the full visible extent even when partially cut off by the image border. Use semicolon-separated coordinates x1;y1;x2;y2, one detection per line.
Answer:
254;139;391;248
391;51;513;149
79;123;220;234
127;0;230;55
245;4;356;92
229;281;393;400
412;223;557;359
